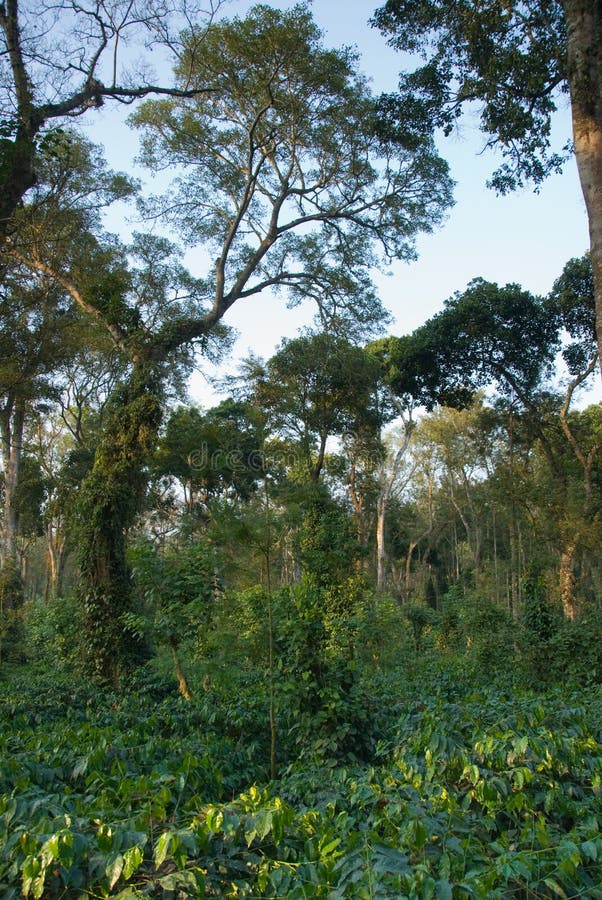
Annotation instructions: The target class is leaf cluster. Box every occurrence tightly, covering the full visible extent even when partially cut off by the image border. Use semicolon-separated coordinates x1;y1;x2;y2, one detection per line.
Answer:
371;0;570;191
1;670;601;897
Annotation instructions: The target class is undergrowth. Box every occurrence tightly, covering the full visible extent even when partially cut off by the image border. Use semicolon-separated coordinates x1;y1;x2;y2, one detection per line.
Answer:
1;663;601;897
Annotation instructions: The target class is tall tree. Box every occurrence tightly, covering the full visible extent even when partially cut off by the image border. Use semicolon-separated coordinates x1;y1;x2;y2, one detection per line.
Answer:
131;4;452;333
0;271;82;614
238;333;386;586
381;266;600;617
29;344;125;601
0;0;222;242
374;417;415;593
8;5;453;683
249;333;384;485
372;0;602;372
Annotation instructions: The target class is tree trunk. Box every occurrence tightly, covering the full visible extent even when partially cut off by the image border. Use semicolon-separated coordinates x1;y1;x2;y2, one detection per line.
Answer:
563;0;602;373
76;365;163;685
403;537;420;604
0;137;36;244
170;640;192;700
0;397;26;618
376;421;414;593
45;520;68;600
0;397;25;570
559;535;579;621
310;432;328;483
403;519;449;604
348;461;366;574
376;491;388;592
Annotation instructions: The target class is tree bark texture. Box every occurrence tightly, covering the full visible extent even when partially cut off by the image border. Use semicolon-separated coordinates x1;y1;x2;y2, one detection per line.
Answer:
559;536;579;621
0;397;25;615
0;397;25;568
45;521;68;601
563;0;602;373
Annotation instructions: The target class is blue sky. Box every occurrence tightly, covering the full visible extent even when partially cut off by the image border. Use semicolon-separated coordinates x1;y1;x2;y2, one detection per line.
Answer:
88;0;595;404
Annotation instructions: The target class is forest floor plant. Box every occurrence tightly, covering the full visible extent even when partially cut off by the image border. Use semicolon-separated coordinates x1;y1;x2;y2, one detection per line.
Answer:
1;602;601;898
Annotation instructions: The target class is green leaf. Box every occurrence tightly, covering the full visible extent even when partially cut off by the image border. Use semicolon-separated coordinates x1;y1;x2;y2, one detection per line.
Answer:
154;832;172;868
21;857;41;899
123;845;144;879
409;818;428;850
72;756;89;779
543;878;568;898
205;806;223;833
435;880;454;900
106;852;124;890
31;875;46;900
514;736;528;755
158;870;201;891
320;837;341;856
372;844;410;875
39;833;60;867
256;809;274;841
581;840;598;861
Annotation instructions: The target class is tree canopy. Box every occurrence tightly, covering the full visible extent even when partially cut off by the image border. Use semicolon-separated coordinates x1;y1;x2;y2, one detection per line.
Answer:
0;0;222;237
372;0;602;373
131;4;453;343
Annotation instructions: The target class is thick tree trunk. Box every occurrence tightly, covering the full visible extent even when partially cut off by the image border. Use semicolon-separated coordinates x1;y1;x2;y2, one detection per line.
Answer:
0;138;36;241
559;536;579;621
0;398;25;570
0;1;39;241
76;366;163;685
563;0;602;374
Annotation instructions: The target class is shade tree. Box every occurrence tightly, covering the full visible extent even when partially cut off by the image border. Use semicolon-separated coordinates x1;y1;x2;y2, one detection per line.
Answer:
379;262;600;617
25;342;130;601
0;0;226;245
4;5;453;684
0;270;86;619
130;4;453;338
233;333;388;587
372;0;602;373
247;333;384;485
152;399;265;522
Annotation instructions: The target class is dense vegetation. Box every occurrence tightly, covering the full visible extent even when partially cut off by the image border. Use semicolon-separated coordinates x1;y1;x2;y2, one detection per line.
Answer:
1;1;601;897
1;596;602;897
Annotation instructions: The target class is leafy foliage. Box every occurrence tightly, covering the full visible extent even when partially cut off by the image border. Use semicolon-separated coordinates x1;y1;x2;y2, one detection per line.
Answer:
371;0;569;192
1;666;601;897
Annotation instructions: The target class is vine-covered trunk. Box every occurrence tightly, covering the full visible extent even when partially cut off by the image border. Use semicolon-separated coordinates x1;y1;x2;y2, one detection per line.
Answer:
76;365;163;685
348;462;366;575
559;535;580;622
564;0;602;373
